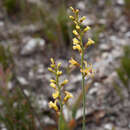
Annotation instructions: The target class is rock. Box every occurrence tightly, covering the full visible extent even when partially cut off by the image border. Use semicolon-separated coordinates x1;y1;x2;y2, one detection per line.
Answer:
125;31;130;38
37;64;44;74
0;21;4;27
21;38;45;55
101;52;109;59
17;76;28;85
23;89;30;96
7;82;13;90
77;1;86;10
98;0;105;7
104;123;113;130
29;70;34;79
88;86;98;95
99;19;107;25
42;116;55;125
1;124;7;130
36;95;48;109
111;48;123;59
99;44;112;51
103;72;117;84
116;0;125;5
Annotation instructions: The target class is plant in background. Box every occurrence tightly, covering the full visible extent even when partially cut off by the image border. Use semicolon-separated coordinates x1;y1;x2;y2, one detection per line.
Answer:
0;45;13;70
124;0;130;11
0;66;37;130
33;3;73;48
48;58;73;130
114;45;130;100
3;0;26;15
69;7;95;130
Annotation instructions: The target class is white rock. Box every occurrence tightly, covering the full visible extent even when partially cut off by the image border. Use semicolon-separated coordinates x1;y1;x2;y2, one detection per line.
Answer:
104;123;113;130
7;82;13;90
89;87;98;95
1;128;7;130
99;19;107;25
0;21;4;27
38;99;48;109
116;0;124;5
23;89;30;96
37;64;44;73
112;49;123;59
29;70;34;79
77;1;86;10
110;35;117;43
42;116;55;125
125;31;130;38
13;102;18;107
17;76;28;85
102;52;109;59
99;44;111;51
21;38;45;55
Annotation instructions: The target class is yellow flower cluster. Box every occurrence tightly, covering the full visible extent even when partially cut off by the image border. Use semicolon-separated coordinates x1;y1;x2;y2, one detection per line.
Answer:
48;58;73;113
80;61;95;77
69;7;95;77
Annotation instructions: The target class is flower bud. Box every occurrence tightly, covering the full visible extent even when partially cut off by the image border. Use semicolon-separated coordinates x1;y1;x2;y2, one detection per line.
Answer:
83;26;91;33
73;30;79;36
76;25;80;30
79;16;86;23
61;79;69;86
69;16;74;20
48;67;54;72
57;71;62;76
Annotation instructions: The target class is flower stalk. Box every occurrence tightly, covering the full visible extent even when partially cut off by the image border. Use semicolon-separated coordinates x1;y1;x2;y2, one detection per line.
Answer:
48;58;73;130
69;7;95;130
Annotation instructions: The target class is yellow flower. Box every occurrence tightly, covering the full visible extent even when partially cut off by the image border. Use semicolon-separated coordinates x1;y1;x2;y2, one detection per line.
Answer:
50;83;56;89
80;68;89;76
69;16;74;20
69;57;80;67
57;70;62;76
57;62;61;69
76;25;80;30
80;63;95;77
50;79;56;84
61;79;69;86
79;16;86;23
84;61;88;68
74;21;78;25
50;58;55;64
48;67;54;72
83;26;91;32
64;91;73;102
73;45;82;52
51;64;55;68
52;90;59;99
70;6;75;12
49;100;58;111
75;9;79;14
73;30;79;36
87;38;95;46
72;38;80;45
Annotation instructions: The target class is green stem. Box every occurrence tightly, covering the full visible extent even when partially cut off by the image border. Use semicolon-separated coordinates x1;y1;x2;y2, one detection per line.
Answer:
56;73;63;130
81;36;86;130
